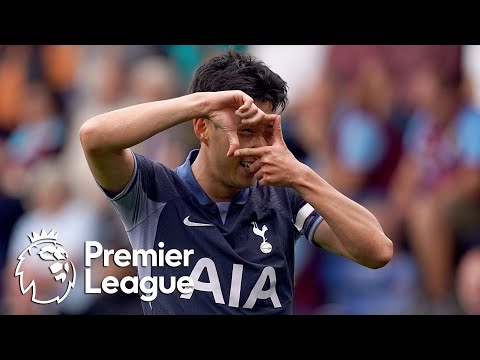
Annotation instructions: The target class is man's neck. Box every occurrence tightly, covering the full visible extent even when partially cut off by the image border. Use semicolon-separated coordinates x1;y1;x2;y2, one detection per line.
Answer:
191;150;240;203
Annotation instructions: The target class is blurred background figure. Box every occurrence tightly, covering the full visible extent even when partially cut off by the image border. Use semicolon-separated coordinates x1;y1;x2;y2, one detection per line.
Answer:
0;46;30;138
127;55;192;169
6;81;66;168
299;55;418;315
4;159;100;315
326;45;462;126
391;63;480;314
0;141;25;312
61;45;132;206
0;45;479;315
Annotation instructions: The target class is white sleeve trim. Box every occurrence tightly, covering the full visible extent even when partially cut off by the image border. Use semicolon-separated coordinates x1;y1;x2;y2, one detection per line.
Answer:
294;203;315;231
306;215;324;246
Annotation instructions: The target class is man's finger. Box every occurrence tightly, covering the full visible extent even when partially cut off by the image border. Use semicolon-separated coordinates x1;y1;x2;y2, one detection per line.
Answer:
241;112;277;126
272;115;285;145
234;146;270;158
236;105;258;119
226;131;240;157
247;159;262;174
254;169;264;182
258;178;268;187
237;97;254;112
241;110;264;126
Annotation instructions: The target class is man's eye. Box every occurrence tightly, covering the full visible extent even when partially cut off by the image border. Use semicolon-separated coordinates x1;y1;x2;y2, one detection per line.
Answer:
242;128;254;134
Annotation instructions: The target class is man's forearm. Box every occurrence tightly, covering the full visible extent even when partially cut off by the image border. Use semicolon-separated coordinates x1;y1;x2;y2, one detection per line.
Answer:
80;93;206;152
293;164;393;268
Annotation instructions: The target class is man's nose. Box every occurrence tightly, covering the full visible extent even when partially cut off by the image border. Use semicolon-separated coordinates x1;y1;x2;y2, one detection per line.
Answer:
250;134;267;148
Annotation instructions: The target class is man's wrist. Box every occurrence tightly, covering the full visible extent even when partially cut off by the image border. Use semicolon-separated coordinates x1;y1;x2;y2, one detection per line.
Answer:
188;92;209;119
291;162;314;191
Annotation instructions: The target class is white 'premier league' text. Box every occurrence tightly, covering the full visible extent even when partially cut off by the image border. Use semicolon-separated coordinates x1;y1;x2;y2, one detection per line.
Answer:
84;241;194;301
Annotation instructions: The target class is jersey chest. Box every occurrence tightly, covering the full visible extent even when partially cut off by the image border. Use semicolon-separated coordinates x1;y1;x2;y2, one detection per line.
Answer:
150;200;296;313
156;199;295;265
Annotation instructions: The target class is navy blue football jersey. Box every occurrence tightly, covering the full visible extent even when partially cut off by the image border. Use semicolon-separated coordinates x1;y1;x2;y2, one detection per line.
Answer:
104;149;323;314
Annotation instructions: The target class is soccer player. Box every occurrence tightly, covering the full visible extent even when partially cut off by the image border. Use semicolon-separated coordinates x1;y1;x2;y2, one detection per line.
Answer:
79;49;393;314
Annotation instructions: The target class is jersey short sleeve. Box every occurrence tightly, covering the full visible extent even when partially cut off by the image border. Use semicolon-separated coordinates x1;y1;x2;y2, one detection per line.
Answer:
98;151;179;232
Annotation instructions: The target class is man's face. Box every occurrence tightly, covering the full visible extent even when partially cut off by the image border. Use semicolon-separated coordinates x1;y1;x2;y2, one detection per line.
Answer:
207;100;275;190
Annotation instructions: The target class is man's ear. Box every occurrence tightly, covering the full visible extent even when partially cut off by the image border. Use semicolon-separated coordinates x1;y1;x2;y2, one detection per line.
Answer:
193;118;209;146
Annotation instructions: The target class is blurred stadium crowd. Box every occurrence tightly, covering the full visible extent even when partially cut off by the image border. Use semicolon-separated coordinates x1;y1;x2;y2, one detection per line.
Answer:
0;45;479;315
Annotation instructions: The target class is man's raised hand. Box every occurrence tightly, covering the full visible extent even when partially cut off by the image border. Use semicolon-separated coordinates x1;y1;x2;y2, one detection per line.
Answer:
233;116;302;187
202;90;278;157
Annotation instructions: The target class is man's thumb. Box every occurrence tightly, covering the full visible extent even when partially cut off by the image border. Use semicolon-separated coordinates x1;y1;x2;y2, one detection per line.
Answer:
226;131;240;157
273;115;285;145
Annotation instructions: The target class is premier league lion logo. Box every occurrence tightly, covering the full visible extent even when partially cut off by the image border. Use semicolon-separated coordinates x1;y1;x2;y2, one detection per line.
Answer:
15;229;76;304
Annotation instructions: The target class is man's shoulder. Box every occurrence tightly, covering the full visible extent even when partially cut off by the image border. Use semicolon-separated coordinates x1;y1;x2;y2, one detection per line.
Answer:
250;185;301;214
133;152;176;171
133;152;183;180
132;152;189;201
251;183;289;198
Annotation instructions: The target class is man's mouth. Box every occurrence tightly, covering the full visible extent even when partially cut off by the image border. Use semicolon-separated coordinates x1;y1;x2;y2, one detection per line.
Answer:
240;158;256;169
241;161;252;169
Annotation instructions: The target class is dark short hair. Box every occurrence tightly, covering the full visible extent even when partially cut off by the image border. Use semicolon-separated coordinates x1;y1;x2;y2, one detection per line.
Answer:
189;49;288;113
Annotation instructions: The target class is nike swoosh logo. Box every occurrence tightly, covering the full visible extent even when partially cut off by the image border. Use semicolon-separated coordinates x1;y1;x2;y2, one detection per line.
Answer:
183;216;214;227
